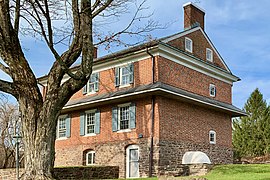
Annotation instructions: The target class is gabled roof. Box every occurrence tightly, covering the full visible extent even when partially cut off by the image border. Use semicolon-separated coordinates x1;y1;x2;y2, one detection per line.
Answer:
62;82;246;117
160;26;231;73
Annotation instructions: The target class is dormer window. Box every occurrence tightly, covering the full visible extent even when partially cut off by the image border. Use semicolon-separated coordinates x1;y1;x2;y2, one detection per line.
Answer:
185;37;193;53
209;84;216;97
206;48;213;62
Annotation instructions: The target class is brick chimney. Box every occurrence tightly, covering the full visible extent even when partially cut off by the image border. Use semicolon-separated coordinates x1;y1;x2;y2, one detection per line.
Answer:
183;2;205;30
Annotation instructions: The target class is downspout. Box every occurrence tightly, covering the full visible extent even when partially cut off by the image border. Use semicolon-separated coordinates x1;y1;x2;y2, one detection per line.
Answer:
147;48;155;177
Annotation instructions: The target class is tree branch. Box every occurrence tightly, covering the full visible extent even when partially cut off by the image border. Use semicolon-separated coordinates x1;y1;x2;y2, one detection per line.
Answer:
0;80;17;98
14;0;21;35
92;0;113;18
0;62;11;76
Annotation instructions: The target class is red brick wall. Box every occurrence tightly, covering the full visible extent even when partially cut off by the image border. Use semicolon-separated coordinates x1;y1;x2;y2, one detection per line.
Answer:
55;97;159;148
70;58;154;101
184;3;205;30
157;56;232;104
158;96;232;148
167;29;227;70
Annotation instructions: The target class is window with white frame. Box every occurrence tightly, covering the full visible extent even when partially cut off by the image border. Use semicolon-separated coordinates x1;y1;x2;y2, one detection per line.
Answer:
83;73;99;94
209;130;216;144
115;64;134;87
57;115;70;139
185;37;193;53
85;112;96;134
206;48;213;62
209;84;216;97
80;109;100;136
112;103;136;132
86;151;95;165
119;105;130;130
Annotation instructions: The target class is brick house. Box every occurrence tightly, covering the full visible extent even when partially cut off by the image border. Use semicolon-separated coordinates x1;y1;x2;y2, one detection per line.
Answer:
39;2;245;178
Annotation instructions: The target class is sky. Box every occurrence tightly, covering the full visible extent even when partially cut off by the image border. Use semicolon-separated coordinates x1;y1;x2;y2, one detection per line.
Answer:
7;0;270;109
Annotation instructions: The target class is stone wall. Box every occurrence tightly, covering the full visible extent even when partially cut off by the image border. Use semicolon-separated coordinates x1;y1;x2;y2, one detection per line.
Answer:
157;139;232;176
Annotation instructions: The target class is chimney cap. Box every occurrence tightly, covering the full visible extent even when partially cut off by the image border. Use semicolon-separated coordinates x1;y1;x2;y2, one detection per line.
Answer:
183;2;205;13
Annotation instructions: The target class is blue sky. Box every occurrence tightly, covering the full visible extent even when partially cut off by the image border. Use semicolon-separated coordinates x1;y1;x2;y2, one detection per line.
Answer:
16;0;270;109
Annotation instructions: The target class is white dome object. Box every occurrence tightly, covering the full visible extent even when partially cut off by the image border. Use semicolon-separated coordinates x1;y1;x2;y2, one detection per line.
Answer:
182;151;211;164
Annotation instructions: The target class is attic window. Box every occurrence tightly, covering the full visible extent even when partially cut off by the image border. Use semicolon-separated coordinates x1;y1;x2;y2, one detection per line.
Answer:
209;84;216;97
185;37;193;53
206;48;213;62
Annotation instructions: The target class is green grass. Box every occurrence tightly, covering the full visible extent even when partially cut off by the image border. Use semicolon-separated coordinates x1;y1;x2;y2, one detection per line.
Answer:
203;164;270;180
124;164;270;180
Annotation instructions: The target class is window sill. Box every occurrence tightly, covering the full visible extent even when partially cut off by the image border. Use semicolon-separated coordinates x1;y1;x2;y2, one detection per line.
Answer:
84;133;97;137
119;84;131;88
117;129;132;133
210;142;216;145
56;137;68;141
85;91;97;96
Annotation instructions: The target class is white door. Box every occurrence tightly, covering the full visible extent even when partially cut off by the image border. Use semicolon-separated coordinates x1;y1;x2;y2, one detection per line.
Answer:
126;145;139;178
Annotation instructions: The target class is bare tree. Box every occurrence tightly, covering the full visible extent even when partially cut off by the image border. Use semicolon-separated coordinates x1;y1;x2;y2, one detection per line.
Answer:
0;0;160;179
0;94;21;169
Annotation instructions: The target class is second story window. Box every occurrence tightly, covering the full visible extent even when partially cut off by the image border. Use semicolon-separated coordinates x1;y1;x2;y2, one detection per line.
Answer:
83;73;99;94
209;84;216;97
206;48;213;62
80;109;100;136
57;115;71;139
112;103;136;132
185;37;193;53
115;63;134;87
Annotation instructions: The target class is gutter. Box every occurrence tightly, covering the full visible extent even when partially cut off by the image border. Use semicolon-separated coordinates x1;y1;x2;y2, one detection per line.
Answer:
146;48;155;177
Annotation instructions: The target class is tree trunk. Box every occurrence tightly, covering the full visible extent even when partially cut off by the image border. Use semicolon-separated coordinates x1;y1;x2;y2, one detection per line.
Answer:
19;98;60;180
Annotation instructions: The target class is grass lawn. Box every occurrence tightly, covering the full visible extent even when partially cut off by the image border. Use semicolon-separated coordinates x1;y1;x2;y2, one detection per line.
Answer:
126;164;270;180
203;164;270;180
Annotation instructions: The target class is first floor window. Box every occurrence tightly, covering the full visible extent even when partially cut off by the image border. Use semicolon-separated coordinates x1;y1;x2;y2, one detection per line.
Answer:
209;130;216;144
119;105;130;130
86;112;95;134
112;103;136;132
86;151;95;165
57;115;70;139
80;109;100;136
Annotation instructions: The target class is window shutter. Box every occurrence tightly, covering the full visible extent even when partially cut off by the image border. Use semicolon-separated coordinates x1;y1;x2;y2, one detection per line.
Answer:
129;103;136;129
115;67;120;87
80;112;85;136
129;63;134;84
66;115;71;138
112;107;118;132
94;73;99;92
95;110;100;134
83;85;87;94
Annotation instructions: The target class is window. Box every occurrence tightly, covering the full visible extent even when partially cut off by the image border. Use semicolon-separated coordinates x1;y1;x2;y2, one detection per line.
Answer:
57;115;70;139
209;84;216;97
206;48;213;62
185;37;193;53
80;109;100;136
83;73;99;94
86;151;95;165
115;63;134;87
209;130;216;144
112;103;136;132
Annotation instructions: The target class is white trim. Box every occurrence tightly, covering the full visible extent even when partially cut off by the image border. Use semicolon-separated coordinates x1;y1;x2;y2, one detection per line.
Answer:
209;130;216;144
117;103;131;130
57;114;68;139
206;48;213;62
86;150;95;165
185;37;193;53
84;109;96;135
183;2;206;13
117;129;132;133
161;27;231;72
63;87;245;116
126;145;140;178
